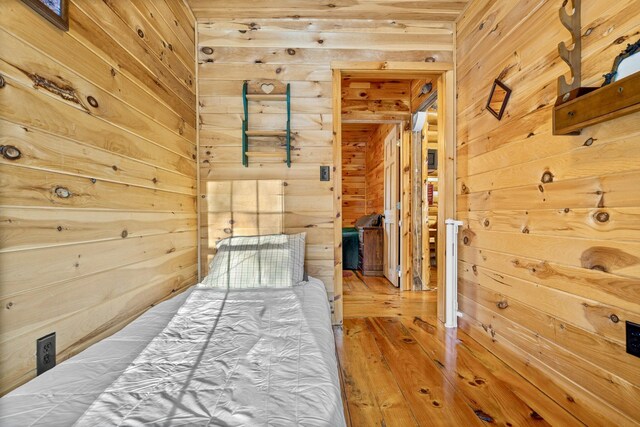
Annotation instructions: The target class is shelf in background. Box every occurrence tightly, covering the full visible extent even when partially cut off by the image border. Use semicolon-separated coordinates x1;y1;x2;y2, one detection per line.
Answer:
553;72;640;135
245;130;288;137
245;94;287;101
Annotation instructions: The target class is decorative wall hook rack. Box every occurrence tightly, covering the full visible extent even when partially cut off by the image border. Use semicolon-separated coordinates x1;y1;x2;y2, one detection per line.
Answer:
553;0;640;135
557;0;581;98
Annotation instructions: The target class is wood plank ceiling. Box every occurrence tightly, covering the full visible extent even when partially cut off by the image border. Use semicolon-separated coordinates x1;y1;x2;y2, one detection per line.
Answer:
186;0;469;21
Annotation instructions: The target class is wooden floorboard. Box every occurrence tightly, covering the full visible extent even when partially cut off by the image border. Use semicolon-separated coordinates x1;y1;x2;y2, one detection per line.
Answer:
343;270;437;318
334;271;583;427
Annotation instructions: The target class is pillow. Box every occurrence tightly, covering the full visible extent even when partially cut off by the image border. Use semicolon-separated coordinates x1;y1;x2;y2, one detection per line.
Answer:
202;233;306;288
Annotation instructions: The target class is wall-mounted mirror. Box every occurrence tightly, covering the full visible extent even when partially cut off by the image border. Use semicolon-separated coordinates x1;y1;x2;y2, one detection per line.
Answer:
603;39;640;86
486;79;512;120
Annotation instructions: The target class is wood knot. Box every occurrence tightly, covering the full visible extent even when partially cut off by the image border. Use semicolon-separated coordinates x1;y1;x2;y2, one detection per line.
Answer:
54;186;71;198
223;227;232;234
90;178;96;184
419;388;429;394
421;83;432;94
87;96;99;108
472;265;477;274
496;300;508;309
0;145;21;160
425;56;436;62
474;410;494;423
521;226;529;234
0;74;4;88
530;411;544;421
5;301;13;309
57;226;63;232
137;28;145;38
317;39;324;44
594;211;609;223
121;230;128;238
112;165;118;171
287;48;296;55
483;219;490;227
541;171;554;183
432;400;440;407
402;338;415;344
201;46;214;55
460;228;475;246
609;314;619;323
583;137;594;146
581;246;640;272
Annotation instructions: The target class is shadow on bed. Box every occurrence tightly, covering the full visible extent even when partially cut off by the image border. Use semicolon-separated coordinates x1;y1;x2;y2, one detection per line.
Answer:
161;285;230;426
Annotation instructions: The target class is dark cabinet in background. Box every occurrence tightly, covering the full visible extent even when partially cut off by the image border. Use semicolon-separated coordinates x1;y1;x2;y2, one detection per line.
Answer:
358;227;384;276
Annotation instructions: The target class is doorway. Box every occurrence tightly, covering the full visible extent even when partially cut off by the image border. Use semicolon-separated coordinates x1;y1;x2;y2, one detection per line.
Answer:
332;62;455;325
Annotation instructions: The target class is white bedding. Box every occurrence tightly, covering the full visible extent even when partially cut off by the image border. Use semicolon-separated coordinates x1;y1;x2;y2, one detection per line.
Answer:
0;278;345;426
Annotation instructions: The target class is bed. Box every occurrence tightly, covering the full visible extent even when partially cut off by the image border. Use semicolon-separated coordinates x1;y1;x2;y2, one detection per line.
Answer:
0;233;345;427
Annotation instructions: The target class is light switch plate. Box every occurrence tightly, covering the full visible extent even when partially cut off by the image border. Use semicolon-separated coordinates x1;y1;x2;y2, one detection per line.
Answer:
320;166;330;181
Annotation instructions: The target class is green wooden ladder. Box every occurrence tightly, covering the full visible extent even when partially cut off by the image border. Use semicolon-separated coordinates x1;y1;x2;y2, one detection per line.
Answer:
242;81;291;167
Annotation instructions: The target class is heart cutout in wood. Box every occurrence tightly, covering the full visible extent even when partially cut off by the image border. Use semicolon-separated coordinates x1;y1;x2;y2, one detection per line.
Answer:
261;83;275;94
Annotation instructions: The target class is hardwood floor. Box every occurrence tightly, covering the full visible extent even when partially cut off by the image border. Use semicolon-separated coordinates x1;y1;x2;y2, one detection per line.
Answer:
335;271;582;427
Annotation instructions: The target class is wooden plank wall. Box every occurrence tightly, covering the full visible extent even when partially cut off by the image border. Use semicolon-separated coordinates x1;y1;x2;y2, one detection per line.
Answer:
187;0;468;21
342;124;373;227
366;123;394;216
342;79;412;122
456;0;640;424
197;19;453;322
0;1;197;394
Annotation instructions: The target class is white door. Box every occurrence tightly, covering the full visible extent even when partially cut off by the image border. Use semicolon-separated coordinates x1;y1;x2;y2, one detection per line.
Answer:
383;126;399;287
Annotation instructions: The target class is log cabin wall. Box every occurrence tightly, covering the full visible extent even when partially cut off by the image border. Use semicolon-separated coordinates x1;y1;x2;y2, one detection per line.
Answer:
196;18;454;322
0;1;197;394
365;123;394;216
456;0;640;424
341;124;372;227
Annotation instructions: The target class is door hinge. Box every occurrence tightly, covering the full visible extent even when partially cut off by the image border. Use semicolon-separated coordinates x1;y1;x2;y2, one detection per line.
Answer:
397;265;402;277
396;202;401;210
398;219;402;228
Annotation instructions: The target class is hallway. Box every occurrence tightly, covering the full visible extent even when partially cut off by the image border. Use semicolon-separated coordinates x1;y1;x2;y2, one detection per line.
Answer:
334;271;581;427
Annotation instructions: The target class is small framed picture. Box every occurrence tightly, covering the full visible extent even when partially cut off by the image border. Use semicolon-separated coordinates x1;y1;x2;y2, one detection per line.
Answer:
22;0;69;31
427;149;437;170
486;79;512;120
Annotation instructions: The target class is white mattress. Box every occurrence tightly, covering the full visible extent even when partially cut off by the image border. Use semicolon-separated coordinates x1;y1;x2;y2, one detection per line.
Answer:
0;278;345;426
